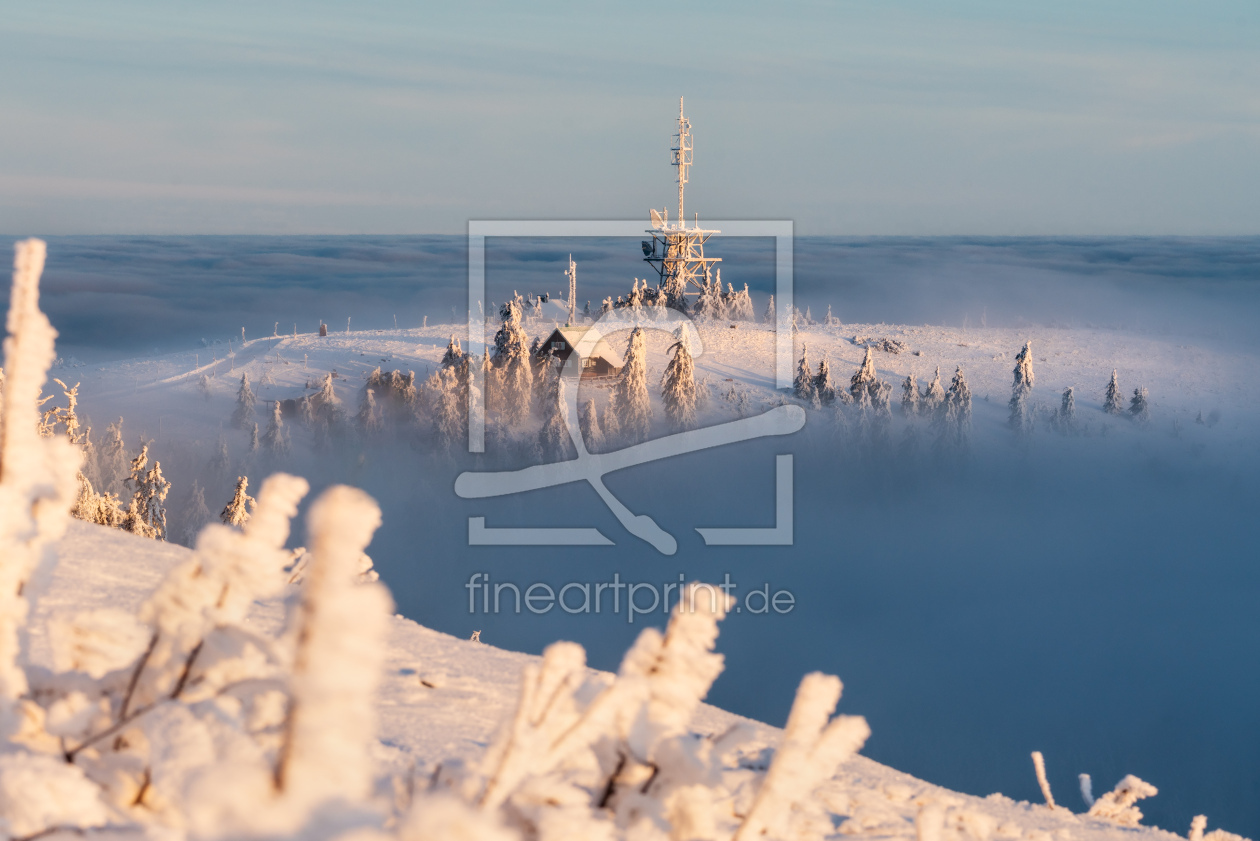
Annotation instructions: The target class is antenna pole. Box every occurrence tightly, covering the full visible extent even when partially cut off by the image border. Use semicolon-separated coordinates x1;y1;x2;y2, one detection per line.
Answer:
672;97;692;229
566;255;577;325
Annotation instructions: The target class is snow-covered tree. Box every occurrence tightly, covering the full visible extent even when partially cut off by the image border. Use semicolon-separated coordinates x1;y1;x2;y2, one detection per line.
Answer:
493;301;528;361
357;387;382;434
99;417;129;494
310;372;343;427
661;271;688;313
763;294;775;324
70;471;125;529
661;329;698;430
249;421;260;453
579;398;603;452
601;393;622;446
901;373;919;416
1104;369;1124;414
815;356;837;405
1013;340;1035;391
120;445;171;541
297;394;315;427
400;369;419;407
431;365;465;448
220;476;256;528
793;345;816;402
179;480;213;546
729;283;756;321
1053;387;1075;434
538;376;576;461
209;434;231;477
492;303;534;426
614;327;651;443
232;372;257;429
441;335;466;369
1129;386;1150;424
1008;340;1035;433
693;278;723;320
849;346;879;403
263;400;290;453
50;377;84;444
936;366;972;449
922;366;945;413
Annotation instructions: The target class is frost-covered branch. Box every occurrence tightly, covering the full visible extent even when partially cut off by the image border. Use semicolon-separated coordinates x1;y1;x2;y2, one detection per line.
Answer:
734;672;870;841
274;485;393;810
0;239;80;734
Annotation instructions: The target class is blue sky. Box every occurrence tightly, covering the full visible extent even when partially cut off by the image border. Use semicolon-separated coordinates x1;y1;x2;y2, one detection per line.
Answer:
1;1;1257;235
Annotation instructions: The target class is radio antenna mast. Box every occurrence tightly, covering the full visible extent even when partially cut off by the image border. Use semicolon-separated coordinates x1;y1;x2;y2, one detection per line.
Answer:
644;97;719;308
565;254;577;325
672;97;692;227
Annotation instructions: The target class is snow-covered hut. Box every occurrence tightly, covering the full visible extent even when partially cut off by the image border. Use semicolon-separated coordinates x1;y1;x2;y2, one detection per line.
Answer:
536;326;623;378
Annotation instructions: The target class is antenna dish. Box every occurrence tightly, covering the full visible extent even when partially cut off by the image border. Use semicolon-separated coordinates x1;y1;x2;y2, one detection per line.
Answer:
650;208;662;227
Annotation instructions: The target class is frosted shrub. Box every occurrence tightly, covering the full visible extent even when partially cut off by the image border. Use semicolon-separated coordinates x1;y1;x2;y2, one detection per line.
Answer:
0;239;82;731
1087;775;1158;826
734;673;870;840
272;486;393;819
444;582;872;841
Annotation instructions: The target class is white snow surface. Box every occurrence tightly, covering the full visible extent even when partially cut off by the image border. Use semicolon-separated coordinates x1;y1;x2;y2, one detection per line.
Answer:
20;520;1196;841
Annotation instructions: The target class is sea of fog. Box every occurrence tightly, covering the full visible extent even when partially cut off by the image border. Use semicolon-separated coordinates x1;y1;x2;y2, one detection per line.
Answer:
5;235;1260;836
7;234;1260;359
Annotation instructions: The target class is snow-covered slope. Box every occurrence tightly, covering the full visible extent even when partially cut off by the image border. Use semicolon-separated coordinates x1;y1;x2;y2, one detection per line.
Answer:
30;520;1209;841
